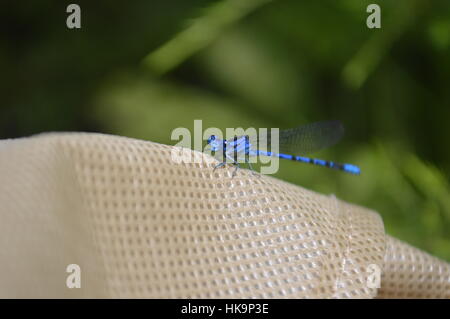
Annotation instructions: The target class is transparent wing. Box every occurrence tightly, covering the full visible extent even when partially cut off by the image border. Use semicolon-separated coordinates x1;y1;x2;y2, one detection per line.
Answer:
249;120;345;156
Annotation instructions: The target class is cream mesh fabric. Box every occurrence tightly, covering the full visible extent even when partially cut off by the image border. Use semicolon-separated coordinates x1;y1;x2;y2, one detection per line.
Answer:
0;133;448;298
378;236;450;298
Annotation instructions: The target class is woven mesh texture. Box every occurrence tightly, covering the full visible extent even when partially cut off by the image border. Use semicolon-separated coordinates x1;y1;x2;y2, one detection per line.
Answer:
0;133;448;298
378;236;450;298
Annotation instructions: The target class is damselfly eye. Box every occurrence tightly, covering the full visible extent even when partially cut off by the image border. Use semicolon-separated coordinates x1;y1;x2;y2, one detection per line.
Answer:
207;135;216;144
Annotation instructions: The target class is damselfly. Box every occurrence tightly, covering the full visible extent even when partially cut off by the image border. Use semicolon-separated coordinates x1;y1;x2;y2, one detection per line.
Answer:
205;120;360;176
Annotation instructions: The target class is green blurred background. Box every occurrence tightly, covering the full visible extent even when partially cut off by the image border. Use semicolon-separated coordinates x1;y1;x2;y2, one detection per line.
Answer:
1;0;449;261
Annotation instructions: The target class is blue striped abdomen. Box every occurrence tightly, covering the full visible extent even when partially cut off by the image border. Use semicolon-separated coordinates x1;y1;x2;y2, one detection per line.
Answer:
254;150;360;175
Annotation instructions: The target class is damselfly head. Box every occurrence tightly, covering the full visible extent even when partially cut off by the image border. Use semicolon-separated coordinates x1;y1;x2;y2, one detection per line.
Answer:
207;135;221;152
206;135;216;145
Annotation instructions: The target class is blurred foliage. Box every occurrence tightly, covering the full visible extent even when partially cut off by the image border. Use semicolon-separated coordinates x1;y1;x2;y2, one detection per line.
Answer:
1;0;449;261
